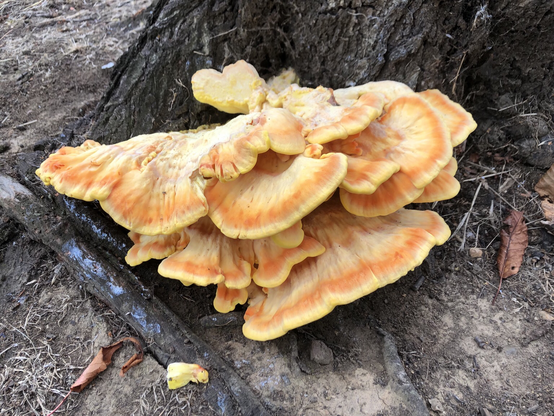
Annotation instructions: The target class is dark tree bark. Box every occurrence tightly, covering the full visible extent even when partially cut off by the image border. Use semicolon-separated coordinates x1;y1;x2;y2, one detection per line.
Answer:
88;0;554;147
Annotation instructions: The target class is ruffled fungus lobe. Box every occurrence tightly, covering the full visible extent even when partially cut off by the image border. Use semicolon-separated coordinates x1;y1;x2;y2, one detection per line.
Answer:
191;60;268;113
414;158;460;203
333;80;415;107
36;60;477;342
418;89;477;146
198;109;306;181
279;86;384;144
270;221;304;248
154;216;323;292
158;217;254;289
339;94;452;217
214;284;249;313
37;110;305;235
243;200;451;341
125;230;189;267
206;150;348;239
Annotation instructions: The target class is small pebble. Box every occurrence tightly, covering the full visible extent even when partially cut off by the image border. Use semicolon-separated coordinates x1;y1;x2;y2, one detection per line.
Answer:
474;336;486;349
429;398;444;413
310;340;334;365
480;408;493;416
504;346;518;357
469;247;483;258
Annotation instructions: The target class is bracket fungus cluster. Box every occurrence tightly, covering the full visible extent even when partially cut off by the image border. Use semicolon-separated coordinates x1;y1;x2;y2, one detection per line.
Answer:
37;61;476;341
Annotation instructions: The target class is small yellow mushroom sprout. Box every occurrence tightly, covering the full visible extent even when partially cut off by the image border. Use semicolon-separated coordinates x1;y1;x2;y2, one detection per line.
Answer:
167;363;209;390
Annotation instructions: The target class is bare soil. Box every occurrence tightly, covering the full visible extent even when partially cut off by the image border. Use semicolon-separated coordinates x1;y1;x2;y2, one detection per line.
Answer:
1;1;553;415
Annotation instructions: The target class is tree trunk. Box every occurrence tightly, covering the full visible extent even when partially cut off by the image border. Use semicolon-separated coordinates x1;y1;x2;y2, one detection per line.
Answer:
88;0;554;147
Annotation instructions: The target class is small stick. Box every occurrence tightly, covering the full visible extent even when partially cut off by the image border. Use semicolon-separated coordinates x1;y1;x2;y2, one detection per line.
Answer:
411;275;426;292
15;120;38;130
451;52;466;96
453;182;482;250
462;170;512;182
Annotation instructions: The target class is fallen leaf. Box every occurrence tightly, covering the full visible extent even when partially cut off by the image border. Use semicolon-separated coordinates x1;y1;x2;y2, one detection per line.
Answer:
47;337;144;416
494;210;528;304
71;336;144;393
535;164;554;223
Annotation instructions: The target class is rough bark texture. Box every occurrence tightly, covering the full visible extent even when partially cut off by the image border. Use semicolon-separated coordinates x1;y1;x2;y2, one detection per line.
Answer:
88;0;554;145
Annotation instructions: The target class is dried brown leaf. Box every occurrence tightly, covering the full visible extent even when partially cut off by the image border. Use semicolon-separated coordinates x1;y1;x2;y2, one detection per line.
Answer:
70;336;144;393
535;164;554;223
494;210;528;304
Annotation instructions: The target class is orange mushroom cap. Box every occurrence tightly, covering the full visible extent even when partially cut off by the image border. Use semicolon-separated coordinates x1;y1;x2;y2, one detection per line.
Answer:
340;171;424;217
158;217;254;289
413;158;460;203
214;284;249;313
242;199;450;340
252;235;325;288
156;216;325;291
278;85;384;144
335;82;476;148
339;94;452;217
125;230;189;267
36;110;306;235
418;90;477;147
198;109;306;182
206;150;348;239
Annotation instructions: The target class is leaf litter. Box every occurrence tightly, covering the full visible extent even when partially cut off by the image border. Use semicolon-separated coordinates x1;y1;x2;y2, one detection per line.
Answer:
47;337;144;415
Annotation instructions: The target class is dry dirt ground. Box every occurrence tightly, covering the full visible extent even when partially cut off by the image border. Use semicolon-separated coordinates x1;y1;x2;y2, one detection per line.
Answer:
0;1;553;415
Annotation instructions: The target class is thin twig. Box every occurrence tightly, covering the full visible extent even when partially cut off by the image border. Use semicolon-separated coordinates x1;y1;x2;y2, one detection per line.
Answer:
450;182;482;250
462;170;512;182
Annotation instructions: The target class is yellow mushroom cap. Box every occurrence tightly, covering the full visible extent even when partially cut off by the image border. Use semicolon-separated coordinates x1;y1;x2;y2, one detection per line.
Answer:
242;199;450;341
270;221;304;249
339;94;453;217
36;110;306;236
206;150;348;239
418;90;477;147
279;85;383;144
333;80;415;107
191;60;268;114
266;68;299;94
167;363;209;390
214;284;249;313
125;230;189;267
413;158;460;203
156;216;324;292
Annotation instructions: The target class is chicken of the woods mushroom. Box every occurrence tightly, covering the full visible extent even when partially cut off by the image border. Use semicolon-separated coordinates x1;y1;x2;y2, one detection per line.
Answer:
37;60;476;341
